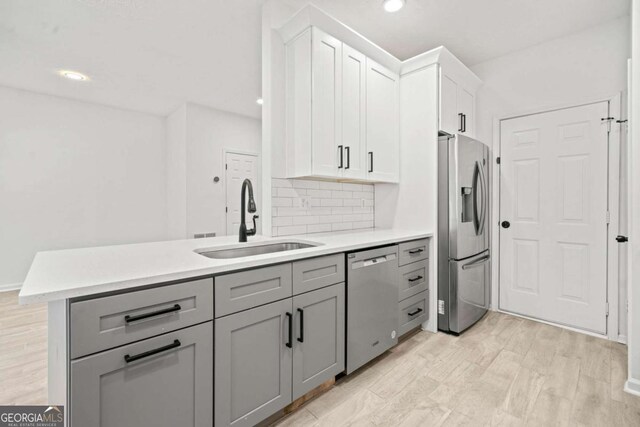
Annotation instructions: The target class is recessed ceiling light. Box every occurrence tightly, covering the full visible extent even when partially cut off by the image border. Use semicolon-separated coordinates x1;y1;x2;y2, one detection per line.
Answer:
256;98;264;105
59;70;88;81
383;0;405;13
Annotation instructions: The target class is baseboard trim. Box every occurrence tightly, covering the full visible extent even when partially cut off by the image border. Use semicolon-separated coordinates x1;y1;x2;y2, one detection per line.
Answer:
0;282;22;293
624;378;640;397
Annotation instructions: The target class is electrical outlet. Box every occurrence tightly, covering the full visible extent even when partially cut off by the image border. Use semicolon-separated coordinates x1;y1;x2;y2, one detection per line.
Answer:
361;198;366;208
301;197;310;209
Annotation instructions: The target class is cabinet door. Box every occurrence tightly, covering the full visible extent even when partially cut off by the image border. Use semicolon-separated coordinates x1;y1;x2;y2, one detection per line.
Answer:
215;299;293;427
342;44;366;180
292;283;345;400
457;85;474;137
312;27;342;178
365;59;399;182
70;322;213;427
439;72;459;135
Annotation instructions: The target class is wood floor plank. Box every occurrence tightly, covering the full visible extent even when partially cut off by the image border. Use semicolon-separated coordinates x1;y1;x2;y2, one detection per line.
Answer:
570;375;611;426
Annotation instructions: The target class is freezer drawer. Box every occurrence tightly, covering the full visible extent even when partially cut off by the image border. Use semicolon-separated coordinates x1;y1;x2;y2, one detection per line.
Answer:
447;251;490;333
346;245;399;374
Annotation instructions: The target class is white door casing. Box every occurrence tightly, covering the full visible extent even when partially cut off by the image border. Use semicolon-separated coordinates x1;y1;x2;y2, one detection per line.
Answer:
499;102;609;334
225;151;259;236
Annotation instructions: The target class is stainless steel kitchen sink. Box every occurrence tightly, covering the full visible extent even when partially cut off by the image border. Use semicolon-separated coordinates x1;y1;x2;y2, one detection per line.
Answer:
196;241;319;259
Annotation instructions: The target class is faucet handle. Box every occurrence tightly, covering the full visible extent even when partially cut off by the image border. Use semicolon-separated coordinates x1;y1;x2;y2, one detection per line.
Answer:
247;214;259;237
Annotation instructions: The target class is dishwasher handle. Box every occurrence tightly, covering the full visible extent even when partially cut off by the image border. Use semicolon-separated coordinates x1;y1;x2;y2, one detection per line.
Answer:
357;253;397;268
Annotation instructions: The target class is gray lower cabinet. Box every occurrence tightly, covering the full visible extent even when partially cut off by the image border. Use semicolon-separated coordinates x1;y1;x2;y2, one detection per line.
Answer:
292;283;345;400
215;298;293;427
70;321;213;427
215;284;346;426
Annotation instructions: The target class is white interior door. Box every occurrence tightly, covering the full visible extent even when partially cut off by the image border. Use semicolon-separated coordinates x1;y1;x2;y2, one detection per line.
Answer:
499;102;609;334
226;152;259;236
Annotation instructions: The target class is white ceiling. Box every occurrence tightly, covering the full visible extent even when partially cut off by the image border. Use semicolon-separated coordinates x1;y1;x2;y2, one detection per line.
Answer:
0;0;630;119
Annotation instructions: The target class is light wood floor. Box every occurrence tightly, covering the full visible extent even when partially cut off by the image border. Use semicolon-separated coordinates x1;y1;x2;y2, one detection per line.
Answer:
1;290;639;426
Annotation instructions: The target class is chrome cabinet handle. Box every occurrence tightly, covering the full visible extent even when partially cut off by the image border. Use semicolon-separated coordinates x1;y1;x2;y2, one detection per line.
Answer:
338;145;344;168
408;275;424;282
368;152;373;172
408;248;424;254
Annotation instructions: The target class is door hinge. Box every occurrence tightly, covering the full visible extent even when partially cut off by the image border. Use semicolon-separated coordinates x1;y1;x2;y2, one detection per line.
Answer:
606;302;609;316
225;163;228;170
606;211;610;224
438;300;445;315
225;206;228;213
496;157;501;164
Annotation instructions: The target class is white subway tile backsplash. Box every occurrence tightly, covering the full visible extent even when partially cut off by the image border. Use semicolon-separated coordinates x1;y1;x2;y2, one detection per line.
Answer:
291;179;320;189
332;222;353;231
292;216;319;225
307;223;332;233
277;187;303;198
307;189;332;198
277;225;307;236
272;198;293;207
321;199;343;207
318;181;342;190
272;216;293;227
271;178;375;237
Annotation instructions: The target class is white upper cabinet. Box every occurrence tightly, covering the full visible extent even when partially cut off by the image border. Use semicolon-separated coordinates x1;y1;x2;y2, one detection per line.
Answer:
284;26;399;183
341;45;367;180
365;59;399;183
439;70;476;138
311;29;342;177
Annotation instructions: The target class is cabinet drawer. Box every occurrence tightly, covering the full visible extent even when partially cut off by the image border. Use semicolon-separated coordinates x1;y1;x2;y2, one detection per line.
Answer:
215;263;292;317
398;260;428;301
398;239;429;266
293;254;345;295
70;278;213;359
71;322;213;427
398;291;428;337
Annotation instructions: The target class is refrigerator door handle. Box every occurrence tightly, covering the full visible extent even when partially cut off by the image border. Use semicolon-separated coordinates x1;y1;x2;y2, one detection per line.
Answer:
472;162;481;235
478;160;487;236
461;255;490;270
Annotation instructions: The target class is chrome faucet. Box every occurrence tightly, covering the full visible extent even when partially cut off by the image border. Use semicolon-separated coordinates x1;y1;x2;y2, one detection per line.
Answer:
239;178;258;242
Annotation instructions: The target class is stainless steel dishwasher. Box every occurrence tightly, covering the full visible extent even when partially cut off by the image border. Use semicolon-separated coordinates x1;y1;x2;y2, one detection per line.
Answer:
346;245;399;374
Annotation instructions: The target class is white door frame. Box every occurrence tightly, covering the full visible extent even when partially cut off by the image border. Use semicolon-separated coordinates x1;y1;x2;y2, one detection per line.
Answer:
491;94;622;341
223;148;261;236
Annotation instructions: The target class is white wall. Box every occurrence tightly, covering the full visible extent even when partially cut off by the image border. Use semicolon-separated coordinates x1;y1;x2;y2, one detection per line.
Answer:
471;16;630;144
471;16;631;337
166;103;261;239
0;86;167;289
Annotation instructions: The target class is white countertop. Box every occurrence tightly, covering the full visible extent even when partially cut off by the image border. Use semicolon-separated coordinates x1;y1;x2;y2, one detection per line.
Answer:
19;228;432;304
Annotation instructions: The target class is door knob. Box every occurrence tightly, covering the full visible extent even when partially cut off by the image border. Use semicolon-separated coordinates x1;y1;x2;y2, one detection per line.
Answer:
501;221;511;229
616;235;629;243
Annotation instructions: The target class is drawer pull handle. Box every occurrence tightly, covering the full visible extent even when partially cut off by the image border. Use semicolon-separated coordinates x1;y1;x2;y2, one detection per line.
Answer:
408;308;423;317
408;248;424;255
408;275;424;283
124;304;181;323
286;312;293;348
124;339;181;363
297;308;304;343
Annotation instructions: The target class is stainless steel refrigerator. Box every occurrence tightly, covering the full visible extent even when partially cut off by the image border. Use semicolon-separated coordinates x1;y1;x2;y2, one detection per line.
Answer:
438;134;490;334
